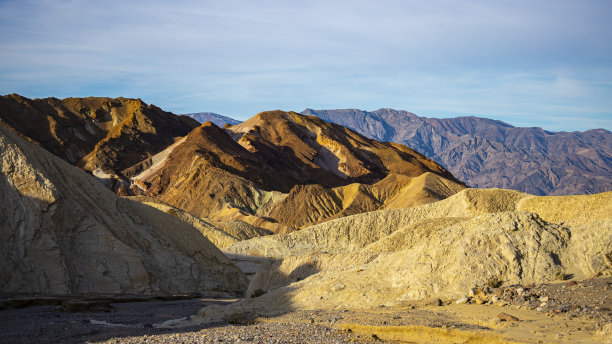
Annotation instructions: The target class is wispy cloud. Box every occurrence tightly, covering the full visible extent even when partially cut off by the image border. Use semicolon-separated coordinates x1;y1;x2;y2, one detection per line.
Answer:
1;0;611;130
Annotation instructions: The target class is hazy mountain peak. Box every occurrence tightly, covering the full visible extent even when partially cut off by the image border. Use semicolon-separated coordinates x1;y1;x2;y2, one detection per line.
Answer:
182;112;242;127
303;108;612;196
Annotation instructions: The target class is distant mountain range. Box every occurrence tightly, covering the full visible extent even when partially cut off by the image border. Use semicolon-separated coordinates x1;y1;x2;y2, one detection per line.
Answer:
183;112;241;127
183;108;612;195
301;109;612;196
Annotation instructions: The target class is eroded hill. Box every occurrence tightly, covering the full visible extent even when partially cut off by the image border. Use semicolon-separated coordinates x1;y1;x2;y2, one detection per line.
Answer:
132;111;464;232
0;94;198;175
171;188;612;324
0;124;247;296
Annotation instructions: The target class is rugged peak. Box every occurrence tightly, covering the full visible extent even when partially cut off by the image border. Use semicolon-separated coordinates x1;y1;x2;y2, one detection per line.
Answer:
226;110;460;186
0;94;198;174
131;109;463;232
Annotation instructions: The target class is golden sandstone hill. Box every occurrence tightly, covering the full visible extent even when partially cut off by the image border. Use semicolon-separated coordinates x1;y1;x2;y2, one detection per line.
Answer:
169;188;611;326
132;110;464;233
1;95;611;343
0;124;246;296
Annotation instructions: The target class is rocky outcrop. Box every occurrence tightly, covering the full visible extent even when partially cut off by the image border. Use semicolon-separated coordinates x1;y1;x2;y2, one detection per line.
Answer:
201;188;612;318
302;108;612;196
0;125;247;296
0;94;198;175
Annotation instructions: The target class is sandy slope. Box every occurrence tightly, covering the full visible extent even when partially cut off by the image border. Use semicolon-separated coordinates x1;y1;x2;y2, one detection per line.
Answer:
167;188;612;335
0;125;247;296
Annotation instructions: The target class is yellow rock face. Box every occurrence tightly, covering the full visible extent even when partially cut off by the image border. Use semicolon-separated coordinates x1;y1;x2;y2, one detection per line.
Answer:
0;125;247;296
214;188;611;315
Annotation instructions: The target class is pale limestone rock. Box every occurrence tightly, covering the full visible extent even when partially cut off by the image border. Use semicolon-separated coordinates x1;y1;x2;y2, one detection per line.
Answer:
0;126;247;295
187;188;612;323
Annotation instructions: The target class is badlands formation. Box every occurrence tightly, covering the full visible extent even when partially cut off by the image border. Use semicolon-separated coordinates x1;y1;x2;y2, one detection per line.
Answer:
0;95;610;343
170;188;611;317
0;124;246;295
131;110;464;233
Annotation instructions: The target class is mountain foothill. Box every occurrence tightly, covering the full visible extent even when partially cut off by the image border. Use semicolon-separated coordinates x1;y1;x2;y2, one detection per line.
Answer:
0;94;610;343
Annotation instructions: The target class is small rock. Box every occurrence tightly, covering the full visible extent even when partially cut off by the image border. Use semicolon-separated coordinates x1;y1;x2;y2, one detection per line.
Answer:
539;296;549;302
423;298;443;306
566;281;577;287
456;297;468;304
536;307;543;312
224;311;258;325
497;312;519;321
331;284;346;292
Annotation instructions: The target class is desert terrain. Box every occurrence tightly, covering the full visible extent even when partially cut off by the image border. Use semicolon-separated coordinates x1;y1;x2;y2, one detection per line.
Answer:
0;96;610;343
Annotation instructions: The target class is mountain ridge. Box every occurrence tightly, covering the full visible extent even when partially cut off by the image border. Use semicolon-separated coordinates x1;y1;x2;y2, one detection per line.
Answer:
301;108;612;195
182;112;241;127
131;110;464;232
0;94;199;176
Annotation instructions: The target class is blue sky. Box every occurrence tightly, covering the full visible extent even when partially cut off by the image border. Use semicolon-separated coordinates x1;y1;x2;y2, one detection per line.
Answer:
1;0;611;131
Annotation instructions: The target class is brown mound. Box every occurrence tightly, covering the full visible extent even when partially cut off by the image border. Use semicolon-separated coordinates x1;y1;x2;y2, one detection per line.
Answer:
132;111;464;232
0;94;198;174
229;111;460;187
265;172;465;228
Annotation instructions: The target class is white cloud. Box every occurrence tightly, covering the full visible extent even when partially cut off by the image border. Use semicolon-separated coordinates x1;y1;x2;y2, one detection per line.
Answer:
0;0;611;130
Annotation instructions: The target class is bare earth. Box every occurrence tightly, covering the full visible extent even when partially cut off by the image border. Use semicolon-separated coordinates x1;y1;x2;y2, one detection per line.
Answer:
1;277;610;344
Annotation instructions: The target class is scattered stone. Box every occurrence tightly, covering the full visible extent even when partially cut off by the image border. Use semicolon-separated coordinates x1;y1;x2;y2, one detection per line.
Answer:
224;311;259;325
331;284;346;292
566;281;577;287
497;312;519;322
456;297;469;304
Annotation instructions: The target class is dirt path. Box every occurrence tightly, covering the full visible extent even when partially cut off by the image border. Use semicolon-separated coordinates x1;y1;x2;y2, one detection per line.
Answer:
1;278;610;343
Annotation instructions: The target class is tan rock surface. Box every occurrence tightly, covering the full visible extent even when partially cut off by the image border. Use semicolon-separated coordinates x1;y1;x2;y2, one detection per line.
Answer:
0;125;247;296
136;199;271;249
210;188;611;318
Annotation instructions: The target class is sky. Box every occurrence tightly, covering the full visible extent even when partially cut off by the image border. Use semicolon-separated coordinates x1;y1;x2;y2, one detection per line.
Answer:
1;0;611;131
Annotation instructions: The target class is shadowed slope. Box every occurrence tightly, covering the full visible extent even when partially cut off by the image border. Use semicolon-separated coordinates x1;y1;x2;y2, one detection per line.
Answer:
0;125;247;296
